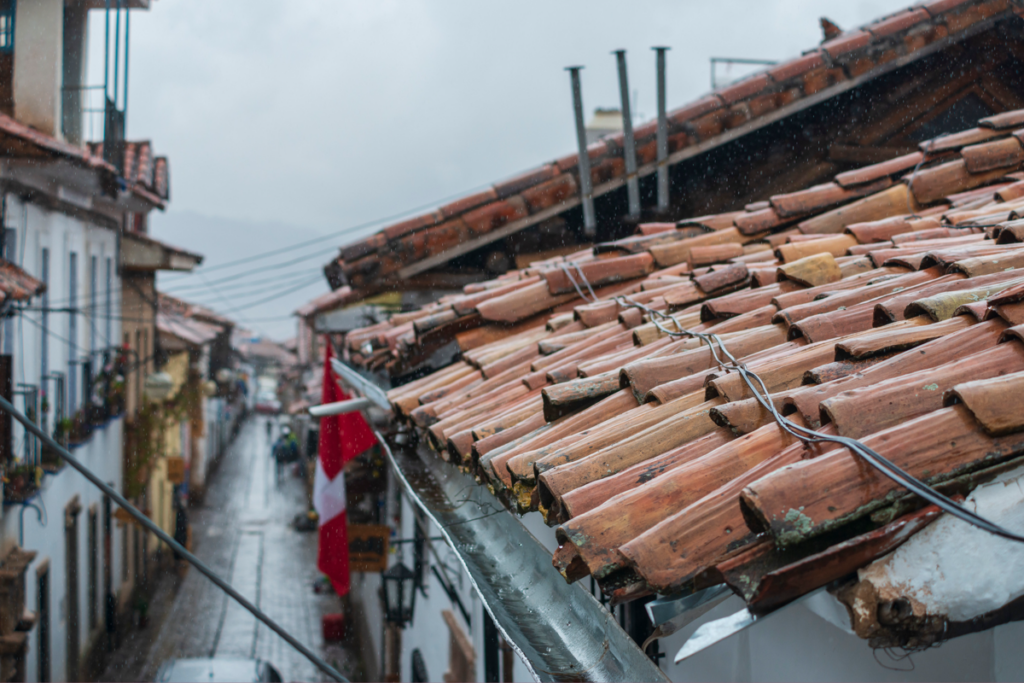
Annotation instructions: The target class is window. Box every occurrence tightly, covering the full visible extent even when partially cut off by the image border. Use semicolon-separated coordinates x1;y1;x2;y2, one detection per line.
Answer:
37;562;50;683
135;330;141;410
103;495;112;630
40;248;48;383
0;0;13;53
120;511;128;581
413;510;427;595
1;227;14;355
88;506;98;631
68;252;77;412
411;649;430;683
105;258;112;350
65;498;81;683
89;255;97;355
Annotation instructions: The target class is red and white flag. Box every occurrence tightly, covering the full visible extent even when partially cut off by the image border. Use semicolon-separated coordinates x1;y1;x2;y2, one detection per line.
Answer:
314;338;378;596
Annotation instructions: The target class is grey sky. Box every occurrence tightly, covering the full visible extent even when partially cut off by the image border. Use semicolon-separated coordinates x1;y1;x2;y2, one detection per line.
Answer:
132;0;912;339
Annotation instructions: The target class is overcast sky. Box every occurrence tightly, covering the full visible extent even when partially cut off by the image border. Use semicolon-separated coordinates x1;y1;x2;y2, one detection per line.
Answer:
116;0;913;339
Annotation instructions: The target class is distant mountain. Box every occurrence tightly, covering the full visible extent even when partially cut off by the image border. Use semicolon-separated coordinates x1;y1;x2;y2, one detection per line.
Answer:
150;210;337;341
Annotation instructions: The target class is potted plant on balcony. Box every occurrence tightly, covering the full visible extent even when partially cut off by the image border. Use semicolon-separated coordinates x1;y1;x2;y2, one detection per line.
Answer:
68;410;92;446
3;463;40;503
86;390;107;426
41;418;71;473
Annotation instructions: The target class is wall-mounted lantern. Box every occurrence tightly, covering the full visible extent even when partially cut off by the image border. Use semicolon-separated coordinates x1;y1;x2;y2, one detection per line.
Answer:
382;561;417;627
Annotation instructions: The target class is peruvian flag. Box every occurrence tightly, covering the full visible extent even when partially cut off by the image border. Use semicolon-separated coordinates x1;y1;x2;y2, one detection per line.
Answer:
314;338;378;596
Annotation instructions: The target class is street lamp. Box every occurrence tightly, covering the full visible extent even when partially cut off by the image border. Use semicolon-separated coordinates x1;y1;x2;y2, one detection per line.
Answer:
381;561;417;627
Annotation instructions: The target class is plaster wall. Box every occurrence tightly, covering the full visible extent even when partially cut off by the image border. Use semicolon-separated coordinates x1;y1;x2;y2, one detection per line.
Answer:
0;190;124;683
12;0;64;137
8;419;125;683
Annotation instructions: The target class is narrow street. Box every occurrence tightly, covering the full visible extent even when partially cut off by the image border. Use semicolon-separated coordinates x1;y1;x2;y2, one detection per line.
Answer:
101;415;364;682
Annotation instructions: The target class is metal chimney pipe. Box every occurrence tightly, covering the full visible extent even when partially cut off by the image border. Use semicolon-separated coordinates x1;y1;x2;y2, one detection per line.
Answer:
653;46;671;213
614;50;641;219
566;66;597;237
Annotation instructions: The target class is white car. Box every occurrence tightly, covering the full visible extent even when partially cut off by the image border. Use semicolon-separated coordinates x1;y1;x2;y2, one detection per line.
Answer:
155;657;283;682
255;390;282;415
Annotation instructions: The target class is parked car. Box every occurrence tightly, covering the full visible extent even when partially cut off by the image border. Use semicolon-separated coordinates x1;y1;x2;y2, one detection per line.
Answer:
155;657;283;682
255;390;282;414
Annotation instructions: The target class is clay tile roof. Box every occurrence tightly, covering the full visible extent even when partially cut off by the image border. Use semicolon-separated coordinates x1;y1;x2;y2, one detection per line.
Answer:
157;312;220;348
329;0;1024;302
337;104;1024;646
0;113;116;173
0;259;45;303
158;291;234;330
87;139;171;205
294;286;355;319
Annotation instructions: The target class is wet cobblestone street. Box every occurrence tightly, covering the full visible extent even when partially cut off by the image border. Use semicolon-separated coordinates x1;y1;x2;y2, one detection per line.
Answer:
101;415;363;682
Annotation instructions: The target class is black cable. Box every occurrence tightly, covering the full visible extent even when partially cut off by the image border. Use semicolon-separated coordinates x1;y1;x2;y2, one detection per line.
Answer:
557;262;1024;544
0;395;349;682
158;178;496;278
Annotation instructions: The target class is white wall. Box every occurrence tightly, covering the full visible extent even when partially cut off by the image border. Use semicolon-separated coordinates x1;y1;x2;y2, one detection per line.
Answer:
1;195;122;422
655;593;1018;683
0;194;124;683
392;499;536;683
9;419;125;683
385;481;1024;683
12;0;64;137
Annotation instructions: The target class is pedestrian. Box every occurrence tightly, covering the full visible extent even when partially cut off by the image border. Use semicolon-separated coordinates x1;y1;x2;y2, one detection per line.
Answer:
173;500;190;576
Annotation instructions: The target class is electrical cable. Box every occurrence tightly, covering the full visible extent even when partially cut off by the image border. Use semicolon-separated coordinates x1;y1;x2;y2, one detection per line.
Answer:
42;266;321;310
558;262;1024;543
158;179;496;278
0;395;349;683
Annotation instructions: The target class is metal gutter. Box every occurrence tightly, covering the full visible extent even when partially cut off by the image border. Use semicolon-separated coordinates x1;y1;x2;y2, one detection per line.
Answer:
380;433;669;683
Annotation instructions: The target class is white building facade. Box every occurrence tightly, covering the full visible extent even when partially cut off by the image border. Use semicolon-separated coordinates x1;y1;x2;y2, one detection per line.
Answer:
0;0;171;680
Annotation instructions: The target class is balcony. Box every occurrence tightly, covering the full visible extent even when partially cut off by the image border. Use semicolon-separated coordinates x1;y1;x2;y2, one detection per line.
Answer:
61;0;131;173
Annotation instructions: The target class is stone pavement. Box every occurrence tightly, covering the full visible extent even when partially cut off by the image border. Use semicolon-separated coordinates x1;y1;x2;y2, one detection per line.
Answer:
100;415;364;682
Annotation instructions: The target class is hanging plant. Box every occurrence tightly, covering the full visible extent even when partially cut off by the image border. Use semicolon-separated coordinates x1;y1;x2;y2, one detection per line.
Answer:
123;401;160;499
3;462;41;502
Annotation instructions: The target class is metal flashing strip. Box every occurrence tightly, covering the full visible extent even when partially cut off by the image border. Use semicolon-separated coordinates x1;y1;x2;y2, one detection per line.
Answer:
647;585;733;633
381;434;669;683
674;587;825;664
331;357;391;409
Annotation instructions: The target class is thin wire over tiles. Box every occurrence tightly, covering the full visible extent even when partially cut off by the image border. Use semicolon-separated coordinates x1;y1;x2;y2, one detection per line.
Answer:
558;261;1024;544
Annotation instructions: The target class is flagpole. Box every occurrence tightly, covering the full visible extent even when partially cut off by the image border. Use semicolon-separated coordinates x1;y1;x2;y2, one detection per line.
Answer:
309;397;372;417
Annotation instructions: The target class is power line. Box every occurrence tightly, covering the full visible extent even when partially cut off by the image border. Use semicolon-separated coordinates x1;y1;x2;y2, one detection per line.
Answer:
228;275;326;313
0;395;348;683
162;246;335;293
59;269;320;315
158;179;495;278
42;244;330;309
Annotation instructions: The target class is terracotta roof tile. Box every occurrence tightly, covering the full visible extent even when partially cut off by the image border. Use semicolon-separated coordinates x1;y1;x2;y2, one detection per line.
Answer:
766;52;825;83
493;165;558;199
330;40;1024;647
867;8;931;37
438;187;498;220
923;0;976;16
0;259;45;302
716;73;773;105
821;30;873;58
834;151;925;188
980;109;1024;130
